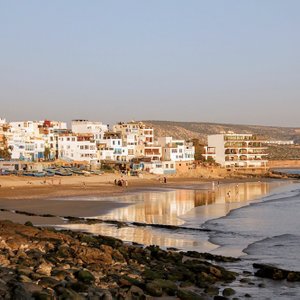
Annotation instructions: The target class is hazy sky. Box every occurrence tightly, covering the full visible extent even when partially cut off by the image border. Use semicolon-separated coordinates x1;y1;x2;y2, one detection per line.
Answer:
1;1;299;126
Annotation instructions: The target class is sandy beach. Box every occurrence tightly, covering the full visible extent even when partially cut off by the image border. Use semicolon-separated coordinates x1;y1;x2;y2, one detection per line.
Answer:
0;173;208;199
0;174;213;224
0;173;279;227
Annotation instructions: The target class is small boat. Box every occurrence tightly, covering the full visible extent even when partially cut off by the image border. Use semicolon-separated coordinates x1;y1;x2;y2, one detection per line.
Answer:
54;169;72;176
23;172;35;176
33;172;47;177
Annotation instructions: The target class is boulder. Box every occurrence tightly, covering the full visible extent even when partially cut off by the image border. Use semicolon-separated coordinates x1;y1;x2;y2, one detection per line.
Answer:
75;270;95;284
222;287;235;297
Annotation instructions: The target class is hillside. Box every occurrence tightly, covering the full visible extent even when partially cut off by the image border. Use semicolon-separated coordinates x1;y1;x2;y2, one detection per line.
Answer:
144;121;300;144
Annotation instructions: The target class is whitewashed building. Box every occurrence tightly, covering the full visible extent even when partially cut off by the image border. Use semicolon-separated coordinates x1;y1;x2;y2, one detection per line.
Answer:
98;132;128;161
158;137;195;162
58;134;97;163
72;120;108;144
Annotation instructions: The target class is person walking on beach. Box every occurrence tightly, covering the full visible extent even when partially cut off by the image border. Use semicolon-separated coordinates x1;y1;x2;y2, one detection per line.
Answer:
163;177;167;184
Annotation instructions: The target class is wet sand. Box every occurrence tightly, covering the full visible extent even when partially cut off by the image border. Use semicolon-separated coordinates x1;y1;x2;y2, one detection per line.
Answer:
0;174;211;224
0;174;281;227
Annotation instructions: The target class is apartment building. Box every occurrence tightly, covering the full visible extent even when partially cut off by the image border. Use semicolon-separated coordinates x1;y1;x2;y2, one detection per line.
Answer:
72;120;108;143
58;134;97;163
203;133;268;168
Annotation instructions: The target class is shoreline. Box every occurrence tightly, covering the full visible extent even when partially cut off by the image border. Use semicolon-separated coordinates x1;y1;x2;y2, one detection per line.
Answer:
0;219;299;299
0;175;281;226
0;176;299;298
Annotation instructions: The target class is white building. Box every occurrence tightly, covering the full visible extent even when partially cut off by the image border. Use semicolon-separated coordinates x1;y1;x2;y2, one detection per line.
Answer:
113;121;154;146
58;134;98;163
158;137;195;162
203;133;268;168
72;120;108;144
8;133;45;161
98;132;127;161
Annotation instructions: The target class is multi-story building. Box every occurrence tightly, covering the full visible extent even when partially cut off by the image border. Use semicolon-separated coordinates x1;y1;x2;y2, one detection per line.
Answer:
113;121;154;146
72;120;108;144
158;137;195;162
8;133;45;161
58;134;97;163
113;121;156;161
98;132;128;161
203;133;268;168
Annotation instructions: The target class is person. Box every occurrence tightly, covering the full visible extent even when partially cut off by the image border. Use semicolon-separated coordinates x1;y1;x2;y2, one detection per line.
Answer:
125;180;128;188
163;177;167;184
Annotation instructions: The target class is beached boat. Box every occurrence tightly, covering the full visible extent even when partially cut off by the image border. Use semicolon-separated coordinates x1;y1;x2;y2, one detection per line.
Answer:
54;169;72;176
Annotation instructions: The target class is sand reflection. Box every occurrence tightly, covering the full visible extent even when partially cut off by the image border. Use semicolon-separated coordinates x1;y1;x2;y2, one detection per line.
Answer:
58;181;282;252
96;182;271;226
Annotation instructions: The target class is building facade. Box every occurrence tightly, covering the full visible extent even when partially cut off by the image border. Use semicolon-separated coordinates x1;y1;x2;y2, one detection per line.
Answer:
203;133;268;168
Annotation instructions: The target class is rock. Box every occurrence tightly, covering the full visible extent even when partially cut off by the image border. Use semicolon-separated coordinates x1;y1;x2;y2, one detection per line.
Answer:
35;262;52;276
37;276;59;288
17;267;32;277
12;282;43;299
245;294;252;298
32;291;53;300
56;288;85;299
214;296;228;300
253;263;289;280
57;244;73;258
197;272;217;288
75;270;95;283
287;272;300;282
258;283;266;288
70;281;89;292
209;266;222;278
239;278;251;283
222;287;235;297
151;279;178;296
0;255;10;267
145;282;163;297
179;281;193;288
24;221;33;227
126;285;145;300
51;269;70;280
18;275;32;283
204;286;219;296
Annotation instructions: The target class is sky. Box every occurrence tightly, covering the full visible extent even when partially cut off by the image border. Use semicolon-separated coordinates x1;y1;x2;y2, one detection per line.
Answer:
0;1;299;127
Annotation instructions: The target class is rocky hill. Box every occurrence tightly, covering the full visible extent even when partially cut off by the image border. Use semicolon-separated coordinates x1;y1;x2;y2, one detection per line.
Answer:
144;120;300;144
144;120;300;160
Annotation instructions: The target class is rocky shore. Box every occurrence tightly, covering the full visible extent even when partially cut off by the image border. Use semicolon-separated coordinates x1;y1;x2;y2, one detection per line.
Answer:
0;219;269;299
